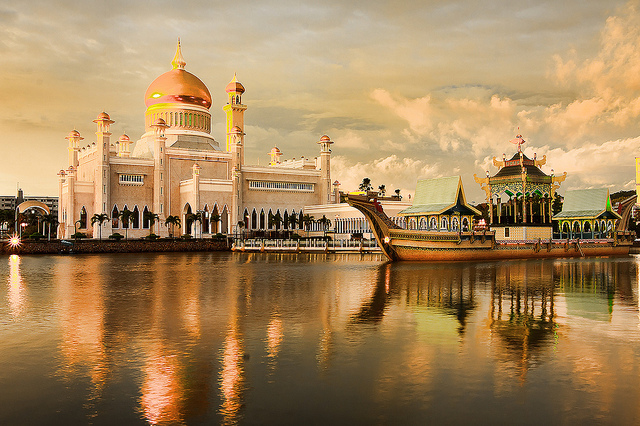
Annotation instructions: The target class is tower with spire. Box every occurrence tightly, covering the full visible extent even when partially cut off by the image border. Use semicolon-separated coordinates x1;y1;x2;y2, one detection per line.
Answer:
223;74;247;154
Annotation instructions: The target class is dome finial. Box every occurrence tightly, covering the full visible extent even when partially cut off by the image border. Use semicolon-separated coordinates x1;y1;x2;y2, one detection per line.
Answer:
172;37;186;70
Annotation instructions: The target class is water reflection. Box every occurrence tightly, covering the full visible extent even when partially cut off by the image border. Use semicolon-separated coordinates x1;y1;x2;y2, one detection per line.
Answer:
490;262;556;384
2;253;640;424
7;254;25;317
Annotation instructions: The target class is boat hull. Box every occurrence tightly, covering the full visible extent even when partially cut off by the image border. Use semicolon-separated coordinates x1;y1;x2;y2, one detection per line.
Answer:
391;240;630;261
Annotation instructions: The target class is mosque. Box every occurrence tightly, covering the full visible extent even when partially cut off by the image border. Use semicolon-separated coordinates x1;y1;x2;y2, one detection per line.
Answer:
57;41;337;239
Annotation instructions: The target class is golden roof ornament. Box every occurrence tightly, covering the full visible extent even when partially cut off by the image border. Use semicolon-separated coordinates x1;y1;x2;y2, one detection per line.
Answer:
172;38;186;70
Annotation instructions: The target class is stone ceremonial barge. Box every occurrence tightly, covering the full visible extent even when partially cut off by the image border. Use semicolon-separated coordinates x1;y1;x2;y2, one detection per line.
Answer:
347;136;635;261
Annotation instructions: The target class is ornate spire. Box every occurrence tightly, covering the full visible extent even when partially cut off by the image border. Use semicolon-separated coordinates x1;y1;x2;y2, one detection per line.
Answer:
172;38;186;70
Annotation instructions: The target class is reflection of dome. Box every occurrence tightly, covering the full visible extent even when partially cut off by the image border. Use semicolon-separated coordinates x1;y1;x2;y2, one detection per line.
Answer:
145;41;212;109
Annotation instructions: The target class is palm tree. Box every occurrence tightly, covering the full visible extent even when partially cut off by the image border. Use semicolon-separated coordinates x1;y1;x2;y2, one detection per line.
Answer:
143;210;160;236
211;213;221;234
90;213;109;240
302;214;315;237
118;207;134;239
237;220;246;241
287;214;298;230
359;177;373;192
165;215;181;238
186;212;203;238
394;188;402;200
317;215;331;238
0;209;13;234
41;213;58;241
268;212;283;232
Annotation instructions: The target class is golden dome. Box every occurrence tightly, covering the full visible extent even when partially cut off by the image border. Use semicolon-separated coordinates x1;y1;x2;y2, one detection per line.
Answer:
118;134;130;142
145;41;212;109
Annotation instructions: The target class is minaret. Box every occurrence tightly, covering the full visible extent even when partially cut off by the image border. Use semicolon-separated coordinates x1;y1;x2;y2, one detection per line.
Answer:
57;170;66;238
65;165;76;238
268;147;282;166
229;125;244;231
317;135;333;205
117;134;131;157
223;73;247;154
66;130;83;168
152;118;169;234
94;112;113;220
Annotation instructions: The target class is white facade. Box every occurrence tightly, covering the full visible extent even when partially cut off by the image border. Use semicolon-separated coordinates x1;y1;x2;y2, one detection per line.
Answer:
57;42;334;239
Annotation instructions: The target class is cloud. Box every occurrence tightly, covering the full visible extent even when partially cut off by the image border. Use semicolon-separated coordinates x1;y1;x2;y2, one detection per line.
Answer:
331;154;442;197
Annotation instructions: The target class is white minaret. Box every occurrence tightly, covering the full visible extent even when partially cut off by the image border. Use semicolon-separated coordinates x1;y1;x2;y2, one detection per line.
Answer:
66;130;83;168
152;118;169;235
94;112;113;218
229;123;245;231
317;135;333;205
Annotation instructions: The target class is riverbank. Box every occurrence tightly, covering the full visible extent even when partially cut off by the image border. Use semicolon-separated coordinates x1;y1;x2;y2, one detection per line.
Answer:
1;238;230;255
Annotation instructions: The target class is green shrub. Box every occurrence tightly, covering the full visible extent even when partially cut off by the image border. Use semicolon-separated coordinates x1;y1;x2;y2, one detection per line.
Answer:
29;232;45;241
146;234;160;240
109;233;123;241
180;234;192;240
212;233;226;241
71;232;86;239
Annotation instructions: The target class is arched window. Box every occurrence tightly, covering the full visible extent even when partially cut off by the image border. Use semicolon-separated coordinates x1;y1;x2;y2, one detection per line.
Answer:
142;206;149;229
283;211;289;229
429;217;437;230
562;222;569;236
243;209;249;229
184;204;193;234
573;222;581;234
251;209;257;229
203;205;210;234
408;217;417;230
419;217;427;230
79;206;87;229
441;217;449;230
112;205;119;229
220;205;229;234
462;217;470;232
122;205;130;229
260;210;266;230
132;206;140;229
451;217;459;231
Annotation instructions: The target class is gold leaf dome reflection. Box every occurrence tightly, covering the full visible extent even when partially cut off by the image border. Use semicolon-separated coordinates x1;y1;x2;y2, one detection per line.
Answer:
145;41;212;110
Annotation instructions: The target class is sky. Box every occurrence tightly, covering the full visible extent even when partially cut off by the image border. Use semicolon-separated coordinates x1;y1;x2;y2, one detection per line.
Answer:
1;0;640;203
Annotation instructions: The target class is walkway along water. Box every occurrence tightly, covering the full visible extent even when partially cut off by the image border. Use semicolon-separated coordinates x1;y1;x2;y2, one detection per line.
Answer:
1;238;230;255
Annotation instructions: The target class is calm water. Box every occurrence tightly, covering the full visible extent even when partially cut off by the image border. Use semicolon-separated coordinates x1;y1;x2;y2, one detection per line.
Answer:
2;252;640;425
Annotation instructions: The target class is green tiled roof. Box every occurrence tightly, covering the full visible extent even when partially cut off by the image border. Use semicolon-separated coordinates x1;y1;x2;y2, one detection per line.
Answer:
399;176;480;216
553;188;621;220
